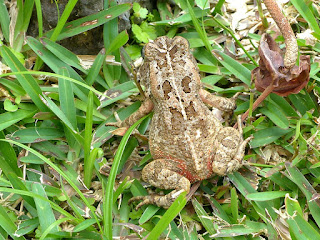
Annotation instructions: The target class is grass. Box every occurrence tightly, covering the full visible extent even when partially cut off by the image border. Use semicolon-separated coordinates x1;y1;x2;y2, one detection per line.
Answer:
0;0;320;239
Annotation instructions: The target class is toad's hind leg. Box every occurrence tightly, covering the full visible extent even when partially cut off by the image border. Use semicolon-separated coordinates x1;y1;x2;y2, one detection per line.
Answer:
211;120;253;176
129;159;190;209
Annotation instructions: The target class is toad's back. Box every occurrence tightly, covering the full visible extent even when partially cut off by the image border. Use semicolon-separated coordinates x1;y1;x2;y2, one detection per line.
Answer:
138;36;222;181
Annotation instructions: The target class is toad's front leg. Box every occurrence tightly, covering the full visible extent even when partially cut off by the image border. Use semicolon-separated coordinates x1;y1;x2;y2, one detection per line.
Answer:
107;98;154;129
129;159;190;209
199;89;238;112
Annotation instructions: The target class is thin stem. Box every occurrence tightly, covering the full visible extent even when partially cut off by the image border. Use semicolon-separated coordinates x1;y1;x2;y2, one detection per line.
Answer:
234;84;274;128
263;0;298;68
256;0;269;29
212;17;259;67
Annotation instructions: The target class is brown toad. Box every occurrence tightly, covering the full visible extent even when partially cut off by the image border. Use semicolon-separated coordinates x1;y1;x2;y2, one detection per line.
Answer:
117;36;252;209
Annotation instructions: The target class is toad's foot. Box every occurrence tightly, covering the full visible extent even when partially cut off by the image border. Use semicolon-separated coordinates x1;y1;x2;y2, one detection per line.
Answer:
129;189;186;210
105;121;129;136
129;159;191;209
105;112;138;136
105;112;129;136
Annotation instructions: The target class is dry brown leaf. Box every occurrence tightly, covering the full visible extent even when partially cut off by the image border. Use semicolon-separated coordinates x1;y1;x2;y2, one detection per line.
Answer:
252;33;310;96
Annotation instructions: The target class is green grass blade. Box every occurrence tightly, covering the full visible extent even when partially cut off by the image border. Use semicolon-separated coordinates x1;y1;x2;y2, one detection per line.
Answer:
146;192;187;240
12;0;34;51
195;0;209;9
211;221;267;238
250;127;291;148
26;37;89;102
0;156;17;182
74;99;106;121
229;172;277;220
0;0;10;42
285;193;303;216
58;68;77;129
31;142;67;161
0;109;37;132
84;91;94;188
0;45;48;111
34;0;43;37
9;127;64;143
0;140;102;232
0;131;22;177
73;219;97;232
93;101;141;148
290;0;320;34
2;173;37;220
288;91;318;116
39;38;109;88
212;0;225;15
106;30;129;54
285;195;320;239
59;181;85;220
285;163;320;227
0;78;26;95
152;7;209;25
85;48;106;86
49;0;78;42
259;105;289;129
290;213;320;239
104;114;150;239
39;217;72;240
269;94;299;117
6;173;36;210
186;0;212;52
21;0;35;32
40;38;85;71
0;70;104;97
40;94;76;132
0;187;77;221
0;204;25;240
99;81;138;108
211;17;258;66
45;4;132;41
84;148;101;188
103;2;121;88
192;198;216;235
212;50;251;85
40;94;84;145
207;196;232;222
139;206;159;225
230;187;239;223
247;191;289;201
32;183;59;236
33;0;76;70
113;176;131;205
15;219;39;237
58;67;78;148
198;64;219;74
